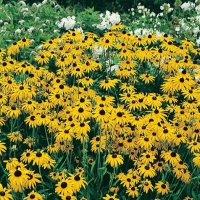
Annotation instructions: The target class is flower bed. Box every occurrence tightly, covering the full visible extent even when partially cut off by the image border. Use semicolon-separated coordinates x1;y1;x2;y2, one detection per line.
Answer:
0;1;200;200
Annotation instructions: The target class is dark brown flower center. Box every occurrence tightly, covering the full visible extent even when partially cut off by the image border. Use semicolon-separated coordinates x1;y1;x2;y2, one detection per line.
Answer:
161;184;166;189
61;182;67;188
14;170;22;177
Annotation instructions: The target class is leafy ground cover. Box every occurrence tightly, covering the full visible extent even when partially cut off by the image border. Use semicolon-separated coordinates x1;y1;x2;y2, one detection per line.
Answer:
0;0;200;200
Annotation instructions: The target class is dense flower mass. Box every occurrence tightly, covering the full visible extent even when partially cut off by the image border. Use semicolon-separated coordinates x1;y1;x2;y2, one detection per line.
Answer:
0;1;200;199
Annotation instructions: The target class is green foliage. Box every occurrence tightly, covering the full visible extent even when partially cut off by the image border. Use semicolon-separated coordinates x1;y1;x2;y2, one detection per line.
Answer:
76;7;101;32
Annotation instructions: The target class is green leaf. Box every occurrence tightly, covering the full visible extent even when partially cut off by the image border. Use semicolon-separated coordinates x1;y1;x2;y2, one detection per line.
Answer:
55;155;64;168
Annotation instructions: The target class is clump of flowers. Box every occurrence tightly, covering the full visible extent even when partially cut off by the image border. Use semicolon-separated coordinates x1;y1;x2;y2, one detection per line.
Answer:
93;10;121;30
0;14;200;200
56;16;76;30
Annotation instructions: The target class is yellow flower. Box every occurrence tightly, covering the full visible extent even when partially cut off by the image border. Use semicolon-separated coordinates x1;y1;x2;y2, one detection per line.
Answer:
9;168;29;192
155;181;170;195
0;141;7;156
68;173;88;192
106;153;124;167
25;170;41;189
23;191;43;200
103;194;119;200
55;179;73;196
99;78;119;91
126;186;139;198
7;131;23;143
140;73;155;84
0;183;13;200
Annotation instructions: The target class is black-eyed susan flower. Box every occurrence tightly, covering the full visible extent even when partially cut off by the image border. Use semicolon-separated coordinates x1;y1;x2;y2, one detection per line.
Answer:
7;42;20;55
78;77;94;87
55;179;73;196
106;152;124;167
72;106;92;121
111;106;132;125
60;194;77;200
25;170;41;189
0;48;6;57
161;150;181;166
138;164;156;178
155;181;170;195
68;173;87;193
23;190;43;200
9;168;29;192
126;186;139;198
0;141;7;156
30;150;50;167
42;157;56;169
139;179;154;193
3;158;19;171
23;137;35;148
137;136;153;150
193;153;200;167
103;194;119;200
119;173;135;188
187;141;200;153
18;38;31;48
21;100;38;113
35;53;49;65
20;149;34;164
4;105;21;119
73;121;90;136
0;92;8;104
0;183;13;200
99;78;119;91
183;197;193;200
7;131;23;143
140;152;156;165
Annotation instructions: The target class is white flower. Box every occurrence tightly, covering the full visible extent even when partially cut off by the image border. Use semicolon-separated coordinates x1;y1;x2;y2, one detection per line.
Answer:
37;44;43;50
92;46;105;59
15;29;21;34
109;12;120;25
56;16;76;30
35;17;40;22
53;29;60;33
196;16;200;21
106;64;119;73
4;22;8;25
93;11;120;30
193;27;199;36
18;20;25;25
181;2;195;11
18;1;26;6
196;5;200;13
42;0;48;4
55;5;61;9
21;7;28;12
39;29;43;33
37;3;42;8
95;18;111;30
27;26;34;33
30;51;37;56
160;6;164;10
175;27;180;32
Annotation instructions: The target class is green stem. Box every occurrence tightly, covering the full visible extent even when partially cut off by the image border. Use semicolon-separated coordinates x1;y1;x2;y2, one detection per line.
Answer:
44;126;50;146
